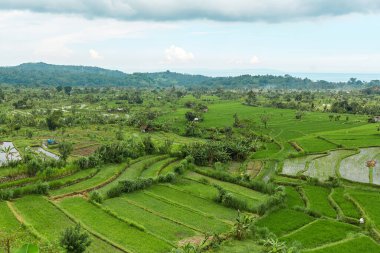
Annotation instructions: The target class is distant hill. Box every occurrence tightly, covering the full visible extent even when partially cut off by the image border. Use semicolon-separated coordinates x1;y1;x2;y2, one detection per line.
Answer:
0;62;378;89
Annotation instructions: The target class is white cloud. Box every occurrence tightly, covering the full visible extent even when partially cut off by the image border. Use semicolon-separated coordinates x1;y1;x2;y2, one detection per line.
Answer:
250;56;260;64
0;11;177;66
1;0;380;22
89;49;102;59
165;45;194;63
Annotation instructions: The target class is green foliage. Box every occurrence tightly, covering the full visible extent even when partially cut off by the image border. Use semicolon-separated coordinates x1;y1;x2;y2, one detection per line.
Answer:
255;209;314;237
35;182;49;195
263;238;300;253
60;224;92;253
214;185;248;211
46;110;63;131
281;219;359;249
233;211;254;240
192;167;277;195
106;173;177;198
15;244;39;253
58;142;73;161
182;139;252;166
158;139;173;154
89;191;103;204
143;136;156;155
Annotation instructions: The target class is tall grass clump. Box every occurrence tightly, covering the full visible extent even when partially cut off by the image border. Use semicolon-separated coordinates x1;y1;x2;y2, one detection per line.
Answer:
106;173;177;198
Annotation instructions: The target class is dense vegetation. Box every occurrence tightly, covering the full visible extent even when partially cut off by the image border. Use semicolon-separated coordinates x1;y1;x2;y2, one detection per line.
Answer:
0;68;380;253
1;62;380;89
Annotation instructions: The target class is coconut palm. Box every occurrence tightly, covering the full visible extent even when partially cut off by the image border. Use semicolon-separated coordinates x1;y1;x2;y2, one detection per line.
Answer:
0;146;16;163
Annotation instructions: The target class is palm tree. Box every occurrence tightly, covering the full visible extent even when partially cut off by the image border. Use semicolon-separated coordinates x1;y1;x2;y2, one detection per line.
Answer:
0;146;16;163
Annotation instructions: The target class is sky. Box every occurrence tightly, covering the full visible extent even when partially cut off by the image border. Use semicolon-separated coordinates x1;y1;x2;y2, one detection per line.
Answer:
1;0;380;79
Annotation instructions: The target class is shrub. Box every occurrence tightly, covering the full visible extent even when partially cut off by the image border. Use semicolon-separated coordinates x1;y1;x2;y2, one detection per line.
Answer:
106;173;178;199
0;189;14;200
76;157;89;170
253;189;287;215
26;158;42;176
106;185;124;198
60;224;91;253
58;142;73;161
89;191;103;204
214;185;248;211
143;136;156;154
34;182;49;195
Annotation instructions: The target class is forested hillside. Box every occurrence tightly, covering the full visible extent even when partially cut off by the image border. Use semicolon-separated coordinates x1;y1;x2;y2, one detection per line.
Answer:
1;62;379;89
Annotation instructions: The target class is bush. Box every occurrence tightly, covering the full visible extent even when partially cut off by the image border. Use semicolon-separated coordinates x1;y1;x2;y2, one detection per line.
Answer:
34;182;49;195
293;206;322;218
60;224;91;253
250;225;276;241
143;136;156;155
89;191;103;204
106;185;124;198
26;159;42;176
106;173;178;199
0;189;14;200
214;185;248;211
253;189;287;215
76;157;89;170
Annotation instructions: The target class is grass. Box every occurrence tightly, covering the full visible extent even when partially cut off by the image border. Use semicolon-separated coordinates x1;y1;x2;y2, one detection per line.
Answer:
159;102;366;139
272;175;305;185
186;171;267;201
58;197;172;253
303;185;336;218
97;155;163;195
173;177;264;210
332;188;361;219
285;186;305;208
255;208;314;237
211;239;264;253
296;137;337;153
103;196;198;243
321;124;380;148
117;155;167;180
121;191;231;233
12;195;121;252
280;219;360;249
159;159;182;175
0;201;21;232
0;201;39;251
305;235;380;253
146;184;238;221
13;196;76;242
47;167;99;188
349;189;380;230
140;157;177;178
50;162;128;196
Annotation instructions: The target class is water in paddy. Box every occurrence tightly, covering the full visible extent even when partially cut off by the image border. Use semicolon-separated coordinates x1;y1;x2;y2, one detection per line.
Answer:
340;148;380;185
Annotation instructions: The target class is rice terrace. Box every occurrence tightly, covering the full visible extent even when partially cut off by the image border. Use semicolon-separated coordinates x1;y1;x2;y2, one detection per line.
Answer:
1;1;380;253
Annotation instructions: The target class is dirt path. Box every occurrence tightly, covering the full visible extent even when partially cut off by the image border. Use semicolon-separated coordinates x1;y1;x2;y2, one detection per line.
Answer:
6;201;25;224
